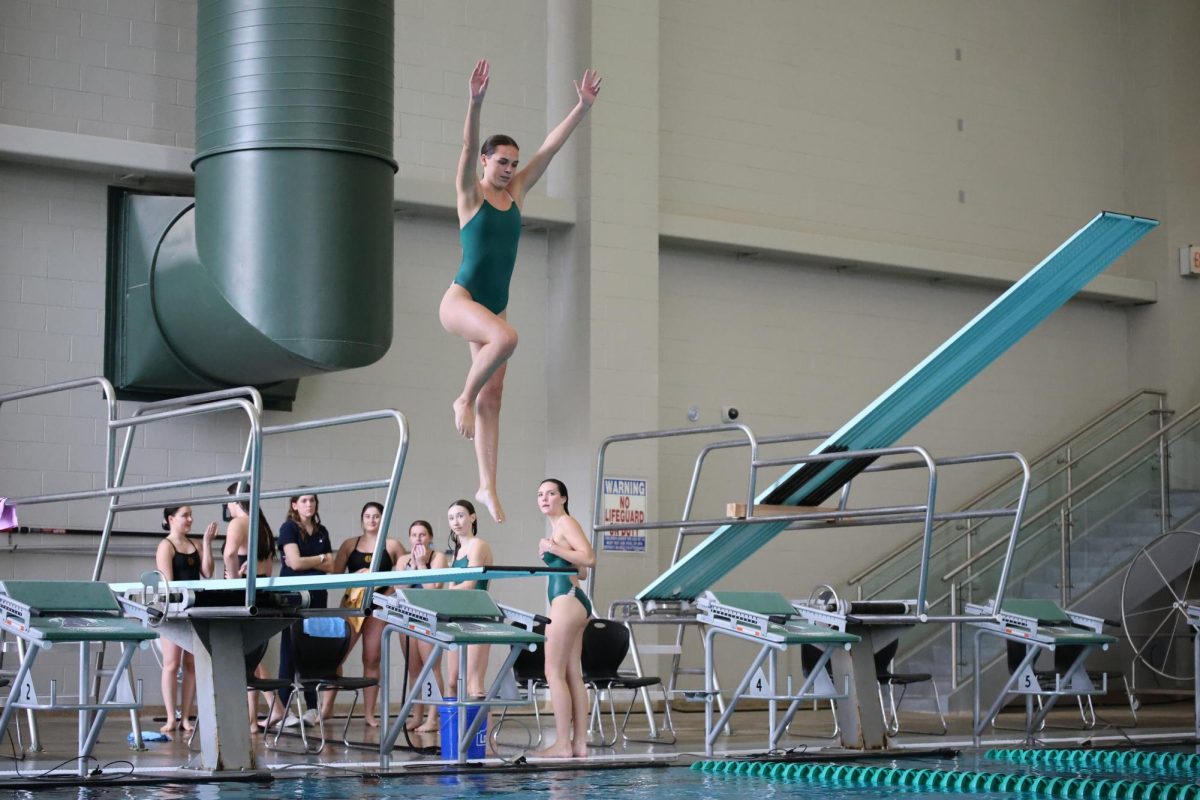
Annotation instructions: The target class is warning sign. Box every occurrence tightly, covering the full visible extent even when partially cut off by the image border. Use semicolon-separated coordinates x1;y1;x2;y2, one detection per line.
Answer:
601;477;647;553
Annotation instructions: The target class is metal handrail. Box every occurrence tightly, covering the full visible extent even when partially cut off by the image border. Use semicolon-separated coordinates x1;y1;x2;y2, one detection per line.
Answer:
589;422;760;603
3;378;410;608
670;430;833;565
593;419;1030;614
259;409;409;612
849;389;1167;591
943;398;1200;584
95;386;266;582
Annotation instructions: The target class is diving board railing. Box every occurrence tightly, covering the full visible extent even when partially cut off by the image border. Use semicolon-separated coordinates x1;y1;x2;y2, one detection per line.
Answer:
634;211;1156;603
593;425;1032;619
850;389;1168;609
940;399;1200;688
596;423;1032;736
845;390;1171;688
0;378;411;609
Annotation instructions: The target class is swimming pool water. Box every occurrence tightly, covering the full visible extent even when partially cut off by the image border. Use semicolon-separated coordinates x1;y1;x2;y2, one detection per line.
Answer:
8;749;1200;800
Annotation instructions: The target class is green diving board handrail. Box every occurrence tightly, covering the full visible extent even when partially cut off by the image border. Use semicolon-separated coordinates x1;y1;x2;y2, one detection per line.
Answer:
0;580;123;615
392;588;506;619
639;211;1158;602
108;565;571;595
708;591;799;618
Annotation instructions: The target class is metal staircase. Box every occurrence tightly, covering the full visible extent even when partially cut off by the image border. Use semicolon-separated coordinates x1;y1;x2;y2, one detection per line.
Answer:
848;389;1200;711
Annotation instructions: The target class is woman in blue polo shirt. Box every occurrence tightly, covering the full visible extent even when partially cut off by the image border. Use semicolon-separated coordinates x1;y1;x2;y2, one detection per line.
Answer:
269;492;335;727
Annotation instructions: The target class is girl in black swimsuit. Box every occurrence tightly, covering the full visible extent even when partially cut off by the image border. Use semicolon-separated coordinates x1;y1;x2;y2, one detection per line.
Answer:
154;505;215;734
329;502;407;727
221;483;277;733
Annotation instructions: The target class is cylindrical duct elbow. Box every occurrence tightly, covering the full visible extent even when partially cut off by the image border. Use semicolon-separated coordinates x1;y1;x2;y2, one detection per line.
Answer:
151;1;396;386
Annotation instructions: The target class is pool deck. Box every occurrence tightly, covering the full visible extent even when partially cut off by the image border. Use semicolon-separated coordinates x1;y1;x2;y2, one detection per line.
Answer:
0;698;1194;787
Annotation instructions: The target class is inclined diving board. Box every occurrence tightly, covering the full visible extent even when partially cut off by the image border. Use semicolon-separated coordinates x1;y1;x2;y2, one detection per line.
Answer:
108;565;565;596
639;211;1158;602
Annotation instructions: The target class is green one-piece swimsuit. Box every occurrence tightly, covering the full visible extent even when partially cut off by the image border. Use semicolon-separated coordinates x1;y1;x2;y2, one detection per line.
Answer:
453;198;522;314
542;552;592;616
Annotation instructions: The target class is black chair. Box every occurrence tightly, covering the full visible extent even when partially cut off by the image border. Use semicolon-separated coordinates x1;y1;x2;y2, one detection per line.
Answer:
580;618;675;746
794;643;840;738
492;621;547;750
244;642;291;740
275;617;377;753
875;638;947;735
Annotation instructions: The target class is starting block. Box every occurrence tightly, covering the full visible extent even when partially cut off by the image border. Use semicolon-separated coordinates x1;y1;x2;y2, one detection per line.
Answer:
374;588;545;766
967;598;1115;745
695;590;859;755
0;581;156;777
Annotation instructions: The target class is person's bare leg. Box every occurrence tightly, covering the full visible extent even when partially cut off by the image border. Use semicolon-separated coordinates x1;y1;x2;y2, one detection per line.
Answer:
533;598;587;758
179;654;196;731
468;642;490;698
160;642;181;733
361;619;383;727
472;355;507;523
439;287;517;441
414;639;443;732
567;629;589;758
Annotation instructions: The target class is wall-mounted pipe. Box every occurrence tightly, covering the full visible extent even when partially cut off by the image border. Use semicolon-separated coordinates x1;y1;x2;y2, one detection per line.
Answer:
110;0;396;393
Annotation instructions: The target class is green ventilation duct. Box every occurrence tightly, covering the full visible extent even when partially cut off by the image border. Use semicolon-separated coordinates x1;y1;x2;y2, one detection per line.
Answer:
105;0;396;408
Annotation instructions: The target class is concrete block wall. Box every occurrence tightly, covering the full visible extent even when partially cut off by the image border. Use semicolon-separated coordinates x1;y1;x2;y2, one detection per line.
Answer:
659;0;1127;266
0;0;196;147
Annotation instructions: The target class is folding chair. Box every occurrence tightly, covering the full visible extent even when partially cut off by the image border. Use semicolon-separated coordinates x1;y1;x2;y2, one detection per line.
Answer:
874;638;947;735
581;618;676;746
274;617;376;753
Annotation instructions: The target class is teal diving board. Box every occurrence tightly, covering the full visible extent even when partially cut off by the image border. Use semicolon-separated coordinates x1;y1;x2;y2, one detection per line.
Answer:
639;211;1158;602
108;565;567;595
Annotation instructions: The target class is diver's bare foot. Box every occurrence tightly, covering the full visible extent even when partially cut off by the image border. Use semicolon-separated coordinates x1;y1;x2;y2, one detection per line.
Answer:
404;715;421;731
365;716;379;728
180;719;195;732
454;397;475;439
573;744;588;758
531;745;576;759
475;487;505;523
415;716;439;733
159;721;177;734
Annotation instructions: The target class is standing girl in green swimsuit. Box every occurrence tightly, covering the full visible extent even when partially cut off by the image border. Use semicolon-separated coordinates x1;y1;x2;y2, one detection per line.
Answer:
440;58;602;525
534;478;595;758
445;499;494;698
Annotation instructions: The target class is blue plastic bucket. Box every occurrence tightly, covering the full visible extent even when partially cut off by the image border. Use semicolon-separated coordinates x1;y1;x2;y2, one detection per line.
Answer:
438;701;487;760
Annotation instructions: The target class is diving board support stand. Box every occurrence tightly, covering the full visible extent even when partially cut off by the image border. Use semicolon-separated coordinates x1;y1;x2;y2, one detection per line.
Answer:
829;625;892;750
117;579;301;774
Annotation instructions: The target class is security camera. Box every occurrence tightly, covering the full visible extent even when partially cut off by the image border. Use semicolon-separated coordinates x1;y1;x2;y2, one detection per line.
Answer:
720;406;740;423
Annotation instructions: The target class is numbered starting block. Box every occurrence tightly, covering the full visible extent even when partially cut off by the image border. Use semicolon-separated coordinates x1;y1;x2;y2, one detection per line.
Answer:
0;581;157;777
967;598;1115;745
374;588;545;766
695;590;860;755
